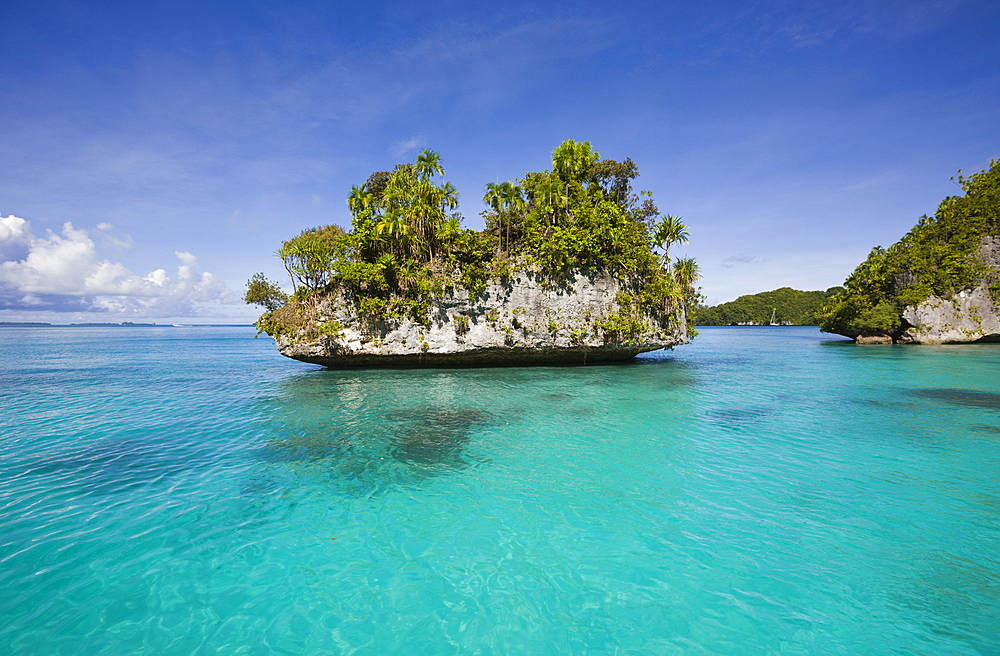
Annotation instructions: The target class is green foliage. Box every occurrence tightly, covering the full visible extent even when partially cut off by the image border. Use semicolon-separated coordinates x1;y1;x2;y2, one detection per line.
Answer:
244;273;288;312
254;140;700;336
820;159;1000;337
277;225;347;291
696;287;840;326
652;215;689;261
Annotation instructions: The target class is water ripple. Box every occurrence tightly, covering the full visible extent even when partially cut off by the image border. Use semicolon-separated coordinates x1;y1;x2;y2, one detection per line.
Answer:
0;326;999;654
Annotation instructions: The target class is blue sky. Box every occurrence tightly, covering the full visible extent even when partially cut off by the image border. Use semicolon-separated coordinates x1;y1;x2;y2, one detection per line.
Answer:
1;0;998;322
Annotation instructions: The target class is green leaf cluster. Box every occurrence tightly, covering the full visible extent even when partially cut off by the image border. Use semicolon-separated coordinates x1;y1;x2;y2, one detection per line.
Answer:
244;272;288;312
696;287;841;326
820;159;1000;338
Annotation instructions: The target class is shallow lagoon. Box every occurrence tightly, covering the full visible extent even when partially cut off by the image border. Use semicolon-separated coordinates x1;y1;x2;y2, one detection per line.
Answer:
1;325;998;654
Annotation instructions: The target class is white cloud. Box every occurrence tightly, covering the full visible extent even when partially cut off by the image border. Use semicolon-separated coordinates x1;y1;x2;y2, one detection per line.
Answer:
390;135;426;160
0;214;31;260
174;251;198;267
720;253;767;268
0;215;238;318
92;221;134;249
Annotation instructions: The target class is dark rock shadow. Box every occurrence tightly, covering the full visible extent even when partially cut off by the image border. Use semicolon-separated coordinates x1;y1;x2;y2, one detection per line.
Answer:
708;407;773;422
386;407;492;469
913;388;1000;410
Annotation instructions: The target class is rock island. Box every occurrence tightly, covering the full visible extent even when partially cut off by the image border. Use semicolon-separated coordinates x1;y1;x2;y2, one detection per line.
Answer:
821;160;1000;344
245;140;698;367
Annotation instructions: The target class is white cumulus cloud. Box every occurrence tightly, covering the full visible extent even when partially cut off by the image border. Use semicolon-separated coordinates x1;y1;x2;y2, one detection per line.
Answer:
0;214;238;318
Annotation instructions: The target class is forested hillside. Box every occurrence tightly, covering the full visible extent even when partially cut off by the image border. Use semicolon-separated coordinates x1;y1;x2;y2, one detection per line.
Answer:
696;287;841;325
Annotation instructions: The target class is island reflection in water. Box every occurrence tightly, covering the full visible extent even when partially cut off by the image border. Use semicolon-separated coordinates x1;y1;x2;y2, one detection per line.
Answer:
250;368;499;492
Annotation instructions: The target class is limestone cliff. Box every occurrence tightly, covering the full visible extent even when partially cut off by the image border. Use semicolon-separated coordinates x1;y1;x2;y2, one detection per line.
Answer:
273;271;687;368
893;237;1000;344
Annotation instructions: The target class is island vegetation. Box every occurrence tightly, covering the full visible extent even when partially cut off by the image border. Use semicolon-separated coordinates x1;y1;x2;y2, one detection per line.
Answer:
696;287;842;326
820;160;1000;340
246;140;700;349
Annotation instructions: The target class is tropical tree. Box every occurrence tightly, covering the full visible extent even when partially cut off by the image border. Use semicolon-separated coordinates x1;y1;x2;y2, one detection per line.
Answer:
552;139;599;186
652;215;689;263
347;185;372;216
375;213;413;257
277;225;346;291
436;216;463;246
244;273;288;311
414;149;444;180
484;181;525;252
673;257;700;289
532;176;568;224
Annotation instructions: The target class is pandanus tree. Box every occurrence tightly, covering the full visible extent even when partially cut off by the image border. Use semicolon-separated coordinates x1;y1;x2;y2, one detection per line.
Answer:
652;215;689;264
673;257;702;320
673;257;700;290
277;225;346;291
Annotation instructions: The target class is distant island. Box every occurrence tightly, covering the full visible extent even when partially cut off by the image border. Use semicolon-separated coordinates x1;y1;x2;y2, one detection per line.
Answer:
820;159;999;343
70;322;158;327
0;322;160;327
245;140;699;367
696;287;842;326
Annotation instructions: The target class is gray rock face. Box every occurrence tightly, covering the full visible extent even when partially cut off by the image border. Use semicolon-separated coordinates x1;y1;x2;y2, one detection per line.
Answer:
276;271;687;367
898;237;1000;344
900;286;1000;343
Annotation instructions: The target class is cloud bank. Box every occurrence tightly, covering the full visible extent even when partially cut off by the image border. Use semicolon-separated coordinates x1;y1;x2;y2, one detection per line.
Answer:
0;214;238;319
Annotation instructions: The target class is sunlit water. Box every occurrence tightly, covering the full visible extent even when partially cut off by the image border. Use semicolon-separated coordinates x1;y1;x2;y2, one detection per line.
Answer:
1;325;998;655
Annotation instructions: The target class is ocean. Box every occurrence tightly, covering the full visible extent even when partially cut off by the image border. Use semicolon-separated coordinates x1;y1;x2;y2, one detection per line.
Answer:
1;325;998;655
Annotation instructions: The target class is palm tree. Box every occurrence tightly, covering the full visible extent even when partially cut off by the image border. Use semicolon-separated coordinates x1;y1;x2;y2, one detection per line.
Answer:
534;176;568;225
436;216;462;246
652;215;689;263
414;149;444;180
484;181;502;217
484;181;525;252
499;182;524;250
439;182;459;212
552;139;598;185
347;185;372;217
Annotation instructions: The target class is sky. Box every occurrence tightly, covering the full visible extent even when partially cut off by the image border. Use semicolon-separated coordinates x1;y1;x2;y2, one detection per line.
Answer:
1;0;998;323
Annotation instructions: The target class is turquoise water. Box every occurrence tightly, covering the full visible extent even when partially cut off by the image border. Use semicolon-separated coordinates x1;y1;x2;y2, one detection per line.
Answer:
1;325;998;655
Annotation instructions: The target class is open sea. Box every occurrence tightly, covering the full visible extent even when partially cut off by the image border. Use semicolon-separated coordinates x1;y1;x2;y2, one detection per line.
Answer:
1;325;998;655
